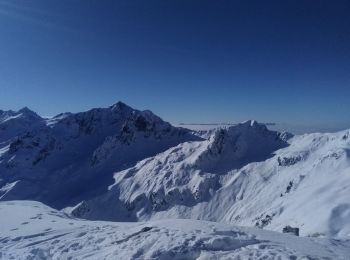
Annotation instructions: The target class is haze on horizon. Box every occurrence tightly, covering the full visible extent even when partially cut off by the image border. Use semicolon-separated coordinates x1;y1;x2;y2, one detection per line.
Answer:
0;0;349;133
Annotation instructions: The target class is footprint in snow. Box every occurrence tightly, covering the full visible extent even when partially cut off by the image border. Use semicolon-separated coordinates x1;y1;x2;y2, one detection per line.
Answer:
30;214;42;219
95;238;105;243
76;232;87;238
69;242;81;249
21;222;29;225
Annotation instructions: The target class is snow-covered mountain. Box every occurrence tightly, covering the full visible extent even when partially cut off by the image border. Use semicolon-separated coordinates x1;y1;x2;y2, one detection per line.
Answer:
0;107;46;143
71;121;289;220
1;102;350;248
0;102;200;208
72;120;350;239
1;201;349;260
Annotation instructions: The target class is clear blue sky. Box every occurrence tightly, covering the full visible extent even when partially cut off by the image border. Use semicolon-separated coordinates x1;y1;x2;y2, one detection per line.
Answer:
0;0;349;128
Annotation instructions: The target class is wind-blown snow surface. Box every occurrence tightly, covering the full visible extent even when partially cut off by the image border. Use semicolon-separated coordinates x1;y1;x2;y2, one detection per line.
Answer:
1;201;349;260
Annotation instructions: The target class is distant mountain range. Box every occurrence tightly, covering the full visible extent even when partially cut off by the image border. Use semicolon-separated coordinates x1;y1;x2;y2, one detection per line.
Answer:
1;102;350;240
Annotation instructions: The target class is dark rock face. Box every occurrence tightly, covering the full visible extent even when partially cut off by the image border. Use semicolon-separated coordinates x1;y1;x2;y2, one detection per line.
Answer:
285;181;293;193
9;139;24;154
278;155;305;166
255;214;274;228
283;226;299;236
134;115;149;131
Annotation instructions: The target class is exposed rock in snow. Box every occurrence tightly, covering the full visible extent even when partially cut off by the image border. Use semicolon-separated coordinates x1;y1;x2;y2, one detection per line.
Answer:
1;201;349;260
197;120;289;173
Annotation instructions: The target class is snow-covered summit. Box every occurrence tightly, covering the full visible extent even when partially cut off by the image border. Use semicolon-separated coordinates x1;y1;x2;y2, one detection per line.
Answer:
199;120;290;173
0;107;41;122
0;107;45;143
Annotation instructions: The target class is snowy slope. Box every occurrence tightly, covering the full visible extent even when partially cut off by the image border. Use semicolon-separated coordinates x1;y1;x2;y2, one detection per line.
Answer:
74;122;350;239
0;102;200;208
1;201;349;260
70;121;288;220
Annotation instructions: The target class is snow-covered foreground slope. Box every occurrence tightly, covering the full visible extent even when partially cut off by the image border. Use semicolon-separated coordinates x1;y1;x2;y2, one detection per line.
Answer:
75;123;350;239
1;201;349;260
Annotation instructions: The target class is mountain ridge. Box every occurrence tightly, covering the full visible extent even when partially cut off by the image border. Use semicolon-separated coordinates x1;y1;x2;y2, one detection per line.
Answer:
1;102;349;240
0;102;200;208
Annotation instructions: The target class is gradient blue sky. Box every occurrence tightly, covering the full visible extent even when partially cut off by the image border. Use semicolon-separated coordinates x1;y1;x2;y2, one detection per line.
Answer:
0;0;349;128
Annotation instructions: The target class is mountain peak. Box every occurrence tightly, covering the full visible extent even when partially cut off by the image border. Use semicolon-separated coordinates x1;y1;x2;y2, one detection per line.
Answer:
18;106;36;115
240;120;259;127
109;101;132;111
17;107;43;121
0;107;42;122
